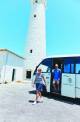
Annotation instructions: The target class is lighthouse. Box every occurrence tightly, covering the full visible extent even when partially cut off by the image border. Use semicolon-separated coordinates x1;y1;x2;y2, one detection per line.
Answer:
25;0;46;79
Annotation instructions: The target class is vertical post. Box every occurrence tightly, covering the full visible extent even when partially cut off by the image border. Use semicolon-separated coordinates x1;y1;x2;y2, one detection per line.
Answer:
3;51;8;83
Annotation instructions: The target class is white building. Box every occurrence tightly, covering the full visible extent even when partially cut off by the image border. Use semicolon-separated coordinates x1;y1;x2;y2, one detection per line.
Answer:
0;49;24;83
25;0;46;79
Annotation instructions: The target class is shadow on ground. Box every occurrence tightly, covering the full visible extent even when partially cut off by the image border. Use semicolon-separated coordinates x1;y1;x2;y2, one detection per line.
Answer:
28;90;80;105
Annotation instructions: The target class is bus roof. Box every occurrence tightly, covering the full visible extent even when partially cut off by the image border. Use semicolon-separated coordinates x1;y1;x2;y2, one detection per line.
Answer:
45;54;80;59
39;54;80;67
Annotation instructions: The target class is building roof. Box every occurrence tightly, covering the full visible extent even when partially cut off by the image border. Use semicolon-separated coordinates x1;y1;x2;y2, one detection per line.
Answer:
0;49;25;60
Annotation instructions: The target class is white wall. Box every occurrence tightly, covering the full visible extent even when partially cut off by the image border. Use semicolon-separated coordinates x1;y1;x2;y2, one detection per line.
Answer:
0;66;5;83
0;50;24;83
15;67;24;81
25;1;46;73
0;65;24;83
7;52;24;67
3;65;13;83
0;51;7;67
0;50;24;67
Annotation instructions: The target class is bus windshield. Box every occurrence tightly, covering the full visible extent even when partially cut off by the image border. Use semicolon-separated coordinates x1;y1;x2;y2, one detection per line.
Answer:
37;64;51;73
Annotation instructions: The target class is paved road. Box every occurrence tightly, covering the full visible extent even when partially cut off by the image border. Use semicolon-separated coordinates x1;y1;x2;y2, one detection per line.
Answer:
0;82;80;122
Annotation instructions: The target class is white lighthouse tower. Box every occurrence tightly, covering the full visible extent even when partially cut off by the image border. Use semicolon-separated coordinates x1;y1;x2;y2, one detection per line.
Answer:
25;0;46;79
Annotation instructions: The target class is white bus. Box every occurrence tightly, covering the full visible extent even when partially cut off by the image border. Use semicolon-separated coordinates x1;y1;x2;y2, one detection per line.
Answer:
33;55;80;99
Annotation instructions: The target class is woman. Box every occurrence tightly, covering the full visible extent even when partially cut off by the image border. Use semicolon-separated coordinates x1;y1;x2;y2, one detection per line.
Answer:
32;69;46;105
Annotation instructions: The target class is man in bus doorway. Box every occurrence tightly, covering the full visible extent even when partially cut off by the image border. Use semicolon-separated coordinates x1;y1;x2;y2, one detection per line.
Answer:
52;64;61;92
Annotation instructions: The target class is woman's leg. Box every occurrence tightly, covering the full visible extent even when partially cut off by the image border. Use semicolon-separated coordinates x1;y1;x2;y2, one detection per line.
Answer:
39;91;42;98
38;84;43;102
32;90;39;104
32;84;40;104
36;90;39;101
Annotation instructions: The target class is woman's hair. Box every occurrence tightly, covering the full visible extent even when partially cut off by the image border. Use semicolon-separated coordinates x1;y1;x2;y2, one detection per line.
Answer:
37;68;42;72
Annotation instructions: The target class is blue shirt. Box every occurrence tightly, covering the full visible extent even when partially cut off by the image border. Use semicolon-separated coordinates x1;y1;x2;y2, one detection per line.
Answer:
52;68;61;80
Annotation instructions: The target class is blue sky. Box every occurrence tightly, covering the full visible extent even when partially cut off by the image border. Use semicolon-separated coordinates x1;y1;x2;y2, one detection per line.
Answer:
0;0;80;57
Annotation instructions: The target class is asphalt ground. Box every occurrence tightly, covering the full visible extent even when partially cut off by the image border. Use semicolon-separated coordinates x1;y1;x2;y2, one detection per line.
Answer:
0;82;80;122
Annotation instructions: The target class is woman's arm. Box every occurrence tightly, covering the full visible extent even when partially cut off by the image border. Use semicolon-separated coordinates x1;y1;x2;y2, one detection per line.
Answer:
32;76;36;87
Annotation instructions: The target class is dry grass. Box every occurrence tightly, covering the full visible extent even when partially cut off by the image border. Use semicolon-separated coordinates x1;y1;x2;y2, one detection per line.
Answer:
16;80;22;83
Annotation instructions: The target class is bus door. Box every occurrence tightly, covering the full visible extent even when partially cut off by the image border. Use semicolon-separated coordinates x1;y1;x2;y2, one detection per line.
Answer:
61;64;76;98
42;71;51;92
36;64;51;92
50;60;63;94
75;64;80;98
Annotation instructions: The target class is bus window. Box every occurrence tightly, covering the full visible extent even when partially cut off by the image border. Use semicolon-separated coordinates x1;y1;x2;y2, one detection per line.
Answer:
64;64;70;73
64;64;74;73
71;64;75;73
37;64;50;73
46;67;51;73
76;64;80;74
